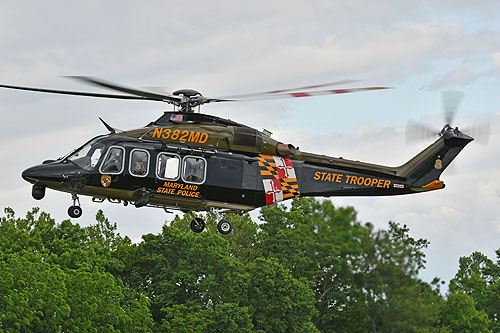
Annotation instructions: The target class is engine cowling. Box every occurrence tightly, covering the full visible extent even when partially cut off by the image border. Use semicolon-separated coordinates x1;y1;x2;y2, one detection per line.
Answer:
276;143;297;156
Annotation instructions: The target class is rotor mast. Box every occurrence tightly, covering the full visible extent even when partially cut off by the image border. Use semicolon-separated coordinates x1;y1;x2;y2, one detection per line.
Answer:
172;89;205;113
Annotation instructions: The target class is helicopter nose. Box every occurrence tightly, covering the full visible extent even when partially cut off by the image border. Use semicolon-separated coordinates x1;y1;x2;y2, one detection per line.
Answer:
22;165;42;183
21;162;70;184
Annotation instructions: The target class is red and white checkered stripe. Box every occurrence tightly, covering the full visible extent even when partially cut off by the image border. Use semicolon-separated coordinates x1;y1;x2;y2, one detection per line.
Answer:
217;86;389;101
263;178;283;205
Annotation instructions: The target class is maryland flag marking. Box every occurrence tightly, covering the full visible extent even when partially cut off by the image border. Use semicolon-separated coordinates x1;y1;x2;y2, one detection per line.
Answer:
258;154;300;205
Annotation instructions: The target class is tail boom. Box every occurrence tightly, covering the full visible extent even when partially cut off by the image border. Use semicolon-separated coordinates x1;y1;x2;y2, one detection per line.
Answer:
296;127;473;198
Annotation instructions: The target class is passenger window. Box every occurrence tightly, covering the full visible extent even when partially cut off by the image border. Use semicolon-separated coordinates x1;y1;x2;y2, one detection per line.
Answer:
100;146;125;174
182;156;206;184
157;153;180;180
130;149;150;177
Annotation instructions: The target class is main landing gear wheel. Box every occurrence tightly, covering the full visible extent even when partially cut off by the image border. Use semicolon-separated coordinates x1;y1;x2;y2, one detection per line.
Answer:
68;193;82;218
190;217;205;233
217;219;233;235
68;205;82;218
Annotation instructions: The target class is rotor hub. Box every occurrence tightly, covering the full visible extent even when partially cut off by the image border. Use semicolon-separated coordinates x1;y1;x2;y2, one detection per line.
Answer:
172;89;204;112
172;89;202;98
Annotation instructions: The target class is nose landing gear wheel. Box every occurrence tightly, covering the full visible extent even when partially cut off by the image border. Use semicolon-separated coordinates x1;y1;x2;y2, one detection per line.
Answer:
68;205;82;218
217;219;232;235
190;217;205;233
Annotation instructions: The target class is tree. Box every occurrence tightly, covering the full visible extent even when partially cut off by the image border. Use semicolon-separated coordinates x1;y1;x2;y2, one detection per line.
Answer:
169;211;261;263
258;199;444;332
354;221;445;332
122;223;318;331
122;225;252;329
0;208;153;332
243;257;319;332
160;303;253;333
448;251;500;331
0;252;70;331
440;292;491;332
9;201;499;332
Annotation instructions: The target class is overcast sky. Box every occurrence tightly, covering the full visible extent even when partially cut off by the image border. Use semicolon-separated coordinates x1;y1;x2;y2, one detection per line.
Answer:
1;0;500;285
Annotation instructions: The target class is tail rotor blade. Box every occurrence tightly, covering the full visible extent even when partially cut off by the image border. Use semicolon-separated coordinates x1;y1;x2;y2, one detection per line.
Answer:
442;90;464;125
406;121;440;144
462;122;490;145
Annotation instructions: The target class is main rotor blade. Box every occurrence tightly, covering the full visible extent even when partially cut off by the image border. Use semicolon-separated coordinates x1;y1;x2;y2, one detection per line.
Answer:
66;76;181;103
0;83;157;101
213;86;390;102
216;79;360;99
442;90;464;125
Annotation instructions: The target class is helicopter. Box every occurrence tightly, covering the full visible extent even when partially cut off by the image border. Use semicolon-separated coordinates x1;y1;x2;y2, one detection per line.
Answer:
0;77;474;234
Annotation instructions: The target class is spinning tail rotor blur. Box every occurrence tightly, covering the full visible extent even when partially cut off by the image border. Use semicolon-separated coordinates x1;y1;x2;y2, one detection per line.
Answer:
406;90;490;145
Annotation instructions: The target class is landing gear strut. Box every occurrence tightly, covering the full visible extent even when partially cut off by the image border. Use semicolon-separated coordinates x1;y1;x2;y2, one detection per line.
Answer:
212;209;233;235
134;189;149;208
188;211;233;234
68;194;82;218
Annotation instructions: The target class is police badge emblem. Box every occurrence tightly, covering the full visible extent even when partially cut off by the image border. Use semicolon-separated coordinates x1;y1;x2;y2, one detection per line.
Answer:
434;155;443;170
101;175;112;187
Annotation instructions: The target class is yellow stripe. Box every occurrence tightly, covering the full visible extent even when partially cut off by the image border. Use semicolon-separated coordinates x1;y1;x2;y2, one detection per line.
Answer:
283;178;297;182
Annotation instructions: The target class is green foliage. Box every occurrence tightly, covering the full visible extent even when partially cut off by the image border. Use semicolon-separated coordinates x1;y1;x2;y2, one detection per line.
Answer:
123;223;314;331
355;221;441;332
161;304;212;332
440;292;491;332
160;303;253;332
0;252;70;332
125;226;248;321
447;251;500;331
169;211;260;263
2;199;498;332
0;208;152;332
258;198;441;332
244;257;319;332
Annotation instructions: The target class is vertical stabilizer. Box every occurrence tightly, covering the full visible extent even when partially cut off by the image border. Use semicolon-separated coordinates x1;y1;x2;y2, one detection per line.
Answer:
396;128;473;187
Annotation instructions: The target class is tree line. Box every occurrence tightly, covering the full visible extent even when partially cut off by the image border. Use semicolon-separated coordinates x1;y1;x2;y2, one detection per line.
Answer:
0;198;498;332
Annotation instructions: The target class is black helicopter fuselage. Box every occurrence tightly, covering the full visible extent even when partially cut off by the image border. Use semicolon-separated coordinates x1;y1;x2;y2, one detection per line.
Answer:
22;112;473;215
0;76;475;234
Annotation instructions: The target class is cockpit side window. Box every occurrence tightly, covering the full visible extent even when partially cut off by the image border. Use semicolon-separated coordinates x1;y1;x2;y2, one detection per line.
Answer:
66;139;105;171
129;149;150;177
156;153;180;180
90;149;102;167
100;146;125;175
182;156;206;184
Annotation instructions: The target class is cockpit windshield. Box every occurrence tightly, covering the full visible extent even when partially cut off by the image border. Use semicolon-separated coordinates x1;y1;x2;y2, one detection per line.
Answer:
63;136;106;171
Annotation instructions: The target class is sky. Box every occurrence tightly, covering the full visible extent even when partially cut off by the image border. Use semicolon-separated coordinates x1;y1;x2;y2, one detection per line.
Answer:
1;0;500;286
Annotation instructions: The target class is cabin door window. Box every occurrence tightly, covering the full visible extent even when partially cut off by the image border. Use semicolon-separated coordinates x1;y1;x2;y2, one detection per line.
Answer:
157;153;181;181
182;156;207;184
129;149;150;177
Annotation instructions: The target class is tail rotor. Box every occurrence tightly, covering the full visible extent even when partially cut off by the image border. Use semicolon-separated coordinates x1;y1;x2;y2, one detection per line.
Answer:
406;90;489;144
